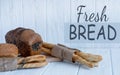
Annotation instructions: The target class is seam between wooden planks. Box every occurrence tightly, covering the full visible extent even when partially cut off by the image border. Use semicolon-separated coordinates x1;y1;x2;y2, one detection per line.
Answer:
110;49;114;75
40;63;52;75
77;64;81;75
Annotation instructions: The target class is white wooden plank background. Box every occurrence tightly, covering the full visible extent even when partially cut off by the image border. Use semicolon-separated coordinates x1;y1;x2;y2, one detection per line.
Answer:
0;0;120;75
0;0;120;47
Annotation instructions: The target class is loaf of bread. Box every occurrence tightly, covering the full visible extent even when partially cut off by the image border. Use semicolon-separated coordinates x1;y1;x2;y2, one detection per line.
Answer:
5;27;43;57
0;43;18;71
0;43;18;57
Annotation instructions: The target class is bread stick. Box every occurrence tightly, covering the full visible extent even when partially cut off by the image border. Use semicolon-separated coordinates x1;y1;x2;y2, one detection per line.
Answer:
17;55;46;64
41;47;51;55
24;55;46;63
73;54;97;68
41;42;102;68
75;51;102;62
17;61;48;69
42;42;54;49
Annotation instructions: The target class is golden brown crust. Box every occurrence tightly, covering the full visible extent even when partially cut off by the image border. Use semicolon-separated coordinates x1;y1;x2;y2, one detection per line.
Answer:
17;61;48;69
23;61;47;68
73;54;96;68
75;51;102;62
17;57;25;64
42;42;54;49
17;55;46;64
0;44;18;57
24;55;46;63
41;47;51;55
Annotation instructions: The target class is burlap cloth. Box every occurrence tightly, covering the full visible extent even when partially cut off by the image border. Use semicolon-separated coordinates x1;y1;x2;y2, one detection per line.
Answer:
51;44;80;62
0;57;17;72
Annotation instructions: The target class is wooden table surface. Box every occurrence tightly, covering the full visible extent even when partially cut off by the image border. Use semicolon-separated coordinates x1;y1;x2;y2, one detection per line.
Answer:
0;48;119;75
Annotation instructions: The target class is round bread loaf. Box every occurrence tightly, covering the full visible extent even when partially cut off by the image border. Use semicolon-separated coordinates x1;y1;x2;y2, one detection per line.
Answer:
5;27;43;57
0;43;18;57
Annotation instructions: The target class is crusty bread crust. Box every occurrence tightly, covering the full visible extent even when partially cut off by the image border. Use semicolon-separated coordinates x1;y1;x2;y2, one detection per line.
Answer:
5;27;43;57
0;44;18;57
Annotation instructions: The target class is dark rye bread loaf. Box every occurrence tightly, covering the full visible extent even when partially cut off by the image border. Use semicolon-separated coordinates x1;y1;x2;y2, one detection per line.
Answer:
5;27;43;57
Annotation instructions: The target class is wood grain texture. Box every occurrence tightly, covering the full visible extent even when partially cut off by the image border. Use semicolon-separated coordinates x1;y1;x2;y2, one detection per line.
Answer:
0;0;120;75
42;62;80;75
110;48;120;75
34;0;47;41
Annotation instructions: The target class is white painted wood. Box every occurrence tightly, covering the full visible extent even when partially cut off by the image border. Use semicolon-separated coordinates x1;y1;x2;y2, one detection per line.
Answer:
46;0;66;44
0;0;24;43
110;48;120;75
46;0;57;43
11;0;24;27
45;0;71;46
42;62;79;75
22;0;36;30
34;0;47;41
0;0;2;43
63;0;71;47
0;0;12;43
106;0;120;22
